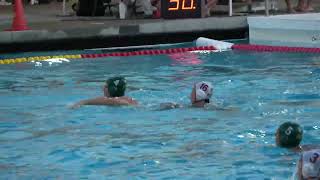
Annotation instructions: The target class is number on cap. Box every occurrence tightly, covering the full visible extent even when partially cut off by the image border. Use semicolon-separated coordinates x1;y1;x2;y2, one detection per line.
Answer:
200;83;208;92
310;152;320;164
285;126;293;135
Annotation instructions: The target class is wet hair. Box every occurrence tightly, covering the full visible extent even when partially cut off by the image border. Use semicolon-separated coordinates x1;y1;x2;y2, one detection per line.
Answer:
106;77;126;97
277;121;303;148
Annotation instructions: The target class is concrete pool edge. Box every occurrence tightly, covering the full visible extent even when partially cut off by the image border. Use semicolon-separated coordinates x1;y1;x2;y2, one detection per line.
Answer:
0;16;248;53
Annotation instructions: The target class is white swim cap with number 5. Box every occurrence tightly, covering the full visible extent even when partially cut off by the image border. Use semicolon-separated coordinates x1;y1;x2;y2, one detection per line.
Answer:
195;81;213;101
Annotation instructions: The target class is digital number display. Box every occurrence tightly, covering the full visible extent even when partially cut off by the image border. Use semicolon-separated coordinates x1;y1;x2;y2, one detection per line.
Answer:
161;0;202;19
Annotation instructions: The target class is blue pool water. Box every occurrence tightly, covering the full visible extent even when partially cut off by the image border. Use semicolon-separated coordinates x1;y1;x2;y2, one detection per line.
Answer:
0;48;320;179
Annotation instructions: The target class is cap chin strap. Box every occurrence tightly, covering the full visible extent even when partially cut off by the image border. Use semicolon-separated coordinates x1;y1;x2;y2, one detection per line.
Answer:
303;176;319;179
193;98;210;105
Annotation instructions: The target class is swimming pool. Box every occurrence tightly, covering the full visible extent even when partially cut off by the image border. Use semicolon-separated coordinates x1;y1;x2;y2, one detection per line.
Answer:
0;47;319;179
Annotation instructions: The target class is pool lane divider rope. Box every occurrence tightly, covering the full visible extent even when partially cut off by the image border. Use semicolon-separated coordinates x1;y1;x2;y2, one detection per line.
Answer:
0;46;216;65
0;54;82;65
81;46;215;58
2;40;320;65
231;44;320;53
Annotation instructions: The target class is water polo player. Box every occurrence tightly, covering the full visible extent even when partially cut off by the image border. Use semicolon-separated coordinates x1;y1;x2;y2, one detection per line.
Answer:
275;121;320;152
296;149;320;180
275;121;303;150
71;76;138;108
159;81;213;110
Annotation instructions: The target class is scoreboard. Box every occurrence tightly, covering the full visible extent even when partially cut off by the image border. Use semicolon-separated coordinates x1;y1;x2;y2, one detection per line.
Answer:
161;0;202;19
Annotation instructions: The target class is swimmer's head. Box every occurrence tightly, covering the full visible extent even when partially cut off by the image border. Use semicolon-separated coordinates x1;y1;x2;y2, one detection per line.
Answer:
299;150;320;180
190;81;213;107
275;121;303;148
104;76;127;97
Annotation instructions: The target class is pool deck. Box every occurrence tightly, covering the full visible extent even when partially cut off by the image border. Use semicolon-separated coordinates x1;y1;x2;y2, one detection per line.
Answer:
0;1;319;52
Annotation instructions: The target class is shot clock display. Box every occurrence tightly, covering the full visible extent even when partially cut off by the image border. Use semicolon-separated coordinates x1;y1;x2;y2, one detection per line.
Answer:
161;0;202;19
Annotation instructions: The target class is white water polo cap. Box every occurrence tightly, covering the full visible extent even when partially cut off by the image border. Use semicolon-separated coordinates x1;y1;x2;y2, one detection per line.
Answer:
302;149;320;179
195;81;213;101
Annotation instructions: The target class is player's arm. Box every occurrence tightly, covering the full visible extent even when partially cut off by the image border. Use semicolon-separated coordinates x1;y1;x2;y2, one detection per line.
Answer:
70;97;135;108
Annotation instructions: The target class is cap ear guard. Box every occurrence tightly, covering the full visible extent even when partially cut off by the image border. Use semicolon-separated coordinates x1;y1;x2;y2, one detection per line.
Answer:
106;77;126;97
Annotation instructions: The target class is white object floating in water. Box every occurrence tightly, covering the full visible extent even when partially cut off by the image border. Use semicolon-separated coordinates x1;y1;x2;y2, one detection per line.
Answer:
44;58;70;63
195;37;234;51
33;58;70;67
44;58;70;66
35;61;42;67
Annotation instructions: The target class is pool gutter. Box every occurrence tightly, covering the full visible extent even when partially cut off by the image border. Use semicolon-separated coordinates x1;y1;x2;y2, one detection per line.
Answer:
0;16;248;53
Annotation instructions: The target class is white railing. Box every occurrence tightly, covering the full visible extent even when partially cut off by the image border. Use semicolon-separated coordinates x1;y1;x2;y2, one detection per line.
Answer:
228;0;271;16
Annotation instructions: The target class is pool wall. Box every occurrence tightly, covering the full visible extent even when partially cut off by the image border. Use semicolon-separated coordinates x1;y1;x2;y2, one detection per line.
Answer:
0;17;247;53
248;13;320;47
